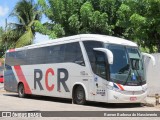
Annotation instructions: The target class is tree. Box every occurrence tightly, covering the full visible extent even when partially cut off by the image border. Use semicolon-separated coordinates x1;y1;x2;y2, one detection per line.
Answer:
116;0;160;53
144;0;160;52
0;21;25;57
8;0;41;48
38;0;122;37
37;0;160;53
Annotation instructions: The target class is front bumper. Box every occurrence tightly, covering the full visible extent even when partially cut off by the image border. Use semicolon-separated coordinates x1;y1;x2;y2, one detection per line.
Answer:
107;89;147;103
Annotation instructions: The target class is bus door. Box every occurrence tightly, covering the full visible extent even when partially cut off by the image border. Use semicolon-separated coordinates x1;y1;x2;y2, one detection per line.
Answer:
93;51;109;102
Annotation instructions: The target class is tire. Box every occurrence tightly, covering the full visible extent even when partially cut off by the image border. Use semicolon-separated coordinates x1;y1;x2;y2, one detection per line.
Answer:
74;86;86;105
18;83;26;98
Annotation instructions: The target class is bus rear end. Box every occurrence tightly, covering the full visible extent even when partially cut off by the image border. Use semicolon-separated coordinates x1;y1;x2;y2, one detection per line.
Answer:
4;50;18;93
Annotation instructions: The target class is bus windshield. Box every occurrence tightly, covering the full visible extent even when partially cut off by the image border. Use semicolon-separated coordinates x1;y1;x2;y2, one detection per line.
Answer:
105;44;145;86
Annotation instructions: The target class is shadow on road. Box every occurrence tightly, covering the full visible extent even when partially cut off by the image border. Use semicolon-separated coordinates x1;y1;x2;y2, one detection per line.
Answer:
3;93;143;109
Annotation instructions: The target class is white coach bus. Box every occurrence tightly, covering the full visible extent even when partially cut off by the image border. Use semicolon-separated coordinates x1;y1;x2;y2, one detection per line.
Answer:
4;34;155;104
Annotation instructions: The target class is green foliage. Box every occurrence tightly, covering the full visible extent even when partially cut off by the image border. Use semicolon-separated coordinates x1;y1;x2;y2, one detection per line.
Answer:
34;20;64;38
0;27;6;57
0;26;24;57
15;27;33;47
116;0;160;53
38;0;122;36
0;0;42;49
0;27;3;36
1;0;160;54
12;0;42;47
130;13;146;25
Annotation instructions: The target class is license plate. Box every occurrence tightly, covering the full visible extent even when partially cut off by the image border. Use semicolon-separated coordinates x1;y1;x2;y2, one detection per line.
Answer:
130;97;137;101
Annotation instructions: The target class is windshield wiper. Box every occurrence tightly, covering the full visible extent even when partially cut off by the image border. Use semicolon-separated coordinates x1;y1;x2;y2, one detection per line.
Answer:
123;69;131;85
123;69;143;86
134;69;143;85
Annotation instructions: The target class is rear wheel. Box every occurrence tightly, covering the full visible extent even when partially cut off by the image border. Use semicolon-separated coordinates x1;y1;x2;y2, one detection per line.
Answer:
74;86;86;105
18;83;26;98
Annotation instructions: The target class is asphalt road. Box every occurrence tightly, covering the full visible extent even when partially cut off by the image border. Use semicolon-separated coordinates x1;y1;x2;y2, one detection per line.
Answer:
0;83;160;120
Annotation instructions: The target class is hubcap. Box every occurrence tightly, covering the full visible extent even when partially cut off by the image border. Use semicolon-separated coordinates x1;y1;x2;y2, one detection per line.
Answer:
19;85;24;95
77;90;83;100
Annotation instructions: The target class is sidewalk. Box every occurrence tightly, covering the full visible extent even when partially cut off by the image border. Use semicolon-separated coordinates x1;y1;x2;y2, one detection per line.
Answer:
144;96;160;107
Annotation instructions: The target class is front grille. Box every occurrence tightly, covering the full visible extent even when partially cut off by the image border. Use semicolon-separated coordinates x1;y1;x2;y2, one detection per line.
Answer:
120;90;145;95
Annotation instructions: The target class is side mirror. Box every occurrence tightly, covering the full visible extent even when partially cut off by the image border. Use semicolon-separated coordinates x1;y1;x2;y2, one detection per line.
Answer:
93;48;113;64
142;52;156;66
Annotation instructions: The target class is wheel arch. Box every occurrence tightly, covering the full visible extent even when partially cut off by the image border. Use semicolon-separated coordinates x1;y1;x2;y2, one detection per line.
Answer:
72;82;88;100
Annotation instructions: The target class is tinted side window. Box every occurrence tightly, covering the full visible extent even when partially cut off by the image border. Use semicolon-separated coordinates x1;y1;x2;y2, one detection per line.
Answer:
14;51;27;65
83;41;103;72
46;44;65;63
27;47;47;64
5;42;84;66
5;51;26;66
5;52;14;69
64;42;84;66
5;52;15;66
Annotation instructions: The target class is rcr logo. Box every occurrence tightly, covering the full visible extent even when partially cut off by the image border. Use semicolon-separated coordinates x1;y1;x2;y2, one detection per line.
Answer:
34;68;70;92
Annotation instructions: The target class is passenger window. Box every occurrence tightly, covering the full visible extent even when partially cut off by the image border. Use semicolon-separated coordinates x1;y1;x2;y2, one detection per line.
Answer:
27;47;47;64
5;42;85;66
64;42;85;66
46;42;85;65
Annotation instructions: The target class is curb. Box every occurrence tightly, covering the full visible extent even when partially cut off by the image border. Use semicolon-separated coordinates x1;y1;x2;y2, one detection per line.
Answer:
142;102;155;107
0;90;7;93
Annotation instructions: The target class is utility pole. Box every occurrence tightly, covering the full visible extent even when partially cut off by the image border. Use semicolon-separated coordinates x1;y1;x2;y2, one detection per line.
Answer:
4;18;8;52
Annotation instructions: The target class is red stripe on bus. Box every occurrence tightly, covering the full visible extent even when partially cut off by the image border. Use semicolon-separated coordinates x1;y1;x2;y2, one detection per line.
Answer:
14;65;32;94
117;84;124;91
9;49;15;52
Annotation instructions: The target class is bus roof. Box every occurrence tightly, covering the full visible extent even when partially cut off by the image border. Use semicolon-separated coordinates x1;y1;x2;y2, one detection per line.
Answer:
8;34;138;51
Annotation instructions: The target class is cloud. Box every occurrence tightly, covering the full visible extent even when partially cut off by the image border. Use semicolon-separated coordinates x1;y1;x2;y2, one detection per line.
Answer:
0;6;9;16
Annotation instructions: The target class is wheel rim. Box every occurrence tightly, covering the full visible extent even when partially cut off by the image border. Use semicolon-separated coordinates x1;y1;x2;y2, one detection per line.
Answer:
77;89;84;100
75;87;85;104
19;85;24;96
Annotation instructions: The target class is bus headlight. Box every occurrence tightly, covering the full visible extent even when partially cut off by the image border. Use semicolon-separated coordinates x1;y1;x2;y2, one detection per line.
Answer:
107;85;121;92
142;86;147;92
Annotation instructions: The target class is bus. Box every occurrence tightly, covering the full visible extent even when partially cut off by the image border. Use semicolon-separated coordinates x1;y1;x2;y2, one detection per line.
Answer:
4;34;155;104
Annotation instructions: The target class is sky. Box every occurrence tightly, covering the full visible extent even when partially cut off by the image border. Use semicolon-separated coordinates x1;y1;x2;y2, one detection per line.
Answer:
0;0;51;44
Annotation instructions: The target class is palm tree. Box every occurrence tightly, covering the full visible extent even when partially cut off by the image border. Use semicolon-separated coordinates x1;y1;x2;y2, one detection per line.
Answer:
9;0;41;47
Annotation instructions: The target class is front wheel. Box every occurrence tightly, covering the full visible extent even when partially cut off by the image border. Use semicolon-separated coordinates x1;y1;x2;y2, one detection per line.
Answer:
18;83;26;98
74;86;86;105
